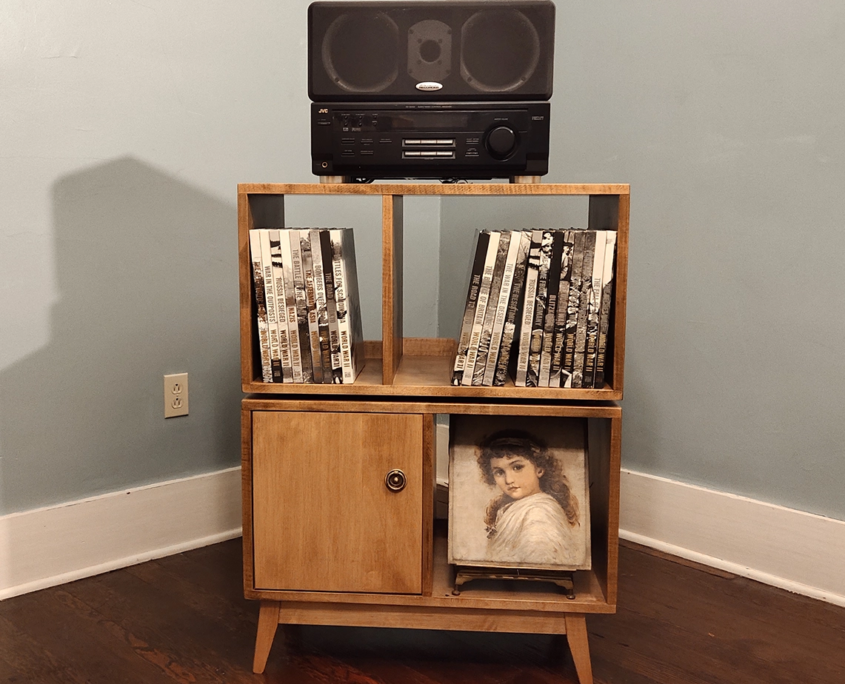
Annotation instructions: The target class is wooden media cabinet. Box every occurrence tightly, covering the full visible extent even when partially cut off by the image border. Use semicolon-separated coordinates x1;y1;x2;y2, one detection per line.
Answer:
238;183;630;684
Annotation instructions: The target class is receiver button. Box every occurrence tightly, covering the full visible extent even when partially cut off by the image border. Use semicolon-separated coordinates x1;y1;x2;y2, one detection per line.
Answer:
486;126;517;159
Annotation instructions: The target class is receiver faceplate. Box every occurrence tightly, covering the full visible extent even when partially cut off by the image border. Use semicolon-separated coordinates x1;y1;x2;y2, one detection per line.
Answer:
311;102;550;180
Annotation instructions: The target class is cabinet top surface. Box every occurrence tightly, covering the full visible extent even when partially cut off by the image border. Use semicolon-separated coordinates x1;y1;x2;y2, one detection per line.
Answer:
238;182;630;196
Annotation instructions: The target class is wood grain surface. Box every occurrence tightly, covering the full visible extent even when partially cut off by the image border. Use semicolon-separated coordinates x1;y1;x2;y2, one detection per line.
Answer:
251;411;424;595
2;539;843;683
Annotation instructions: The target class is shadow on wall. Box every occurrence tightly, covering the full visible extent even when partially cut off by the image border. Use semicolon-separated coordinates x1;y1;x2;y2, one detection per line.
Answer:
0;157;242;517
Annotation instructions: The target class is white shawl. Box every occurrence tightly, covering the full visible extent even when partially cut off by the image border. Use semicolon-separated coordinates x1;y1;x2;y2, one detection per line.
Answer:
487;492;578;567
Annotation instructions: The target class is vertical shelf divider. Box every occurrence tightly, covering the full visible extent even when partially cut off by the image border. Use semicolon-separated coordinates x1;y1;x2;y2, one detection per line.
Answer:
605;415;623;607
421;413;435;597
382;194;404;384
611;193;630;394
238;192;255;387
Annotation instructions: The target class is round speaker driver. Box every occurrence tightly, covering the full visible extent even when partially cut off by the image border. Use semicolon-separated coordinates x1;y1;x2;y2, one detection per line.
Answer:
460;9;541;93
322;12;399;93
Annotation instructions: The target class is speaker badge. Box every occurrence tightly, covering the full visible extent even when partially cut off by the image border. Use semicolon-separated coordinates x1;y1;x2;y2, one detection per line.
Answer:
415;81;443;92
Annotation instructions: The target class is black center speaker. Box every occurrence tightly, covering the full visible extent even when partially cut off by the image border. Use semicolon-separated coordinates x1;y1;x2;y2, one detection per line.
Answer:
308;0;555;102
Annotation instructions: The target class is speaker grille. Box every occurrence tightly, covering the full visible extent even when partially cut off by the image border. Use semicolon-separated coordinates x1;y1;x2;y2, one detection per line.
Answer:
308;1;555;101
407;20;452;83
460;9;541;93
321;12;400;93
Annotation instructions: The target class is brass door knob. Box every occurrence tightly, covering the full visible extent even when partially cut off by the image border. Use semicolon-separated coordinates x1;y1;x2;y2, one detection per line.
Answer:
385;469;406;492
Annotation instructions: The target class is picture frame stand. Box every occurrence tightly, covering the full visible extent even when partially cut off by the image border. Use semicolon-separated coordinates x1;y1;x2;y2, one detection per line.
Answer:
452;566;576;599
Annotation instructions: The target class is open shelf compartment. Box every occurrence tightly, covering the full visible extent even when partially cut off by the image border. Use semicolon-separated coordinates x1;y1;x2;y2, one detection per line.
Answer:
239;183;629;400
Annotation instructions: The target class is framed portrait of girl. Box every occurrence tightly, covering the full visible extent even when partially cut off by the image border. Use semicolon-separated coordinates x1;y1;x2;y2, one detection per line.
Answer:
448;415;591;572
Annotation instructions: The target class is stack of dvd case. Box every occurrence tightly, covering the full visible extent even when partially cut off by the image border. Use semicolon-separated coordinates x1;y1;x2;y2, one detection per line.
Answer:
249;228;364;384
451;229;617;389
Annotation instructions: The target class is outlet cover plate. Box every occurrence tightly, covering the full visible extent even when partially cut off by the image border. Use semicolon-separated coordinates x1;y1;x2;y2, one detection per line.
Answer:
164;373;189;418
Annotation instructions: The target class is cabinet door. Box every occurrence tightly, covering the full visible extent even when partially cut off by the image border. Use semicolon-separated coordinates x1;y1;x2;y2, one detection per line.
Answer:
252;411;424;594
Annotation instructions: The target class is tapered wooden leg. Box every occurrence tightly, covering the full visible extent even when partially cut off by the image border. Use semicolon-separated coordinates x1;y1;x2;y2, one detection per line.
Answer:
253;600;281;673
564;614;593;684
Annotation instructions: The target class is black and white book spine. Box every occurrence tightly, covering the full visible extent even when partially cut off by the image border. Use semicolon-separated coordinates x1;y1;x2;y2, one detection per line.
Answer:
483;230;522;386
451;231;490;386
320;229;343;384
342;228;365;382
549;229;575;387
473;230;511;386
539;230;565;386
527;230;553;388
593;231;617;389
262;230;284;383
278;230;303;383
299;229;323;383
572;230;596;388
289;229;314;383
268;231;293;382
514;229;543;386
309;229;332;383
582;230;607;388
495;231;531;386
332;228;364;383
461;231;501;386
562;230;586;387
249;230;273;383
330;229;350;383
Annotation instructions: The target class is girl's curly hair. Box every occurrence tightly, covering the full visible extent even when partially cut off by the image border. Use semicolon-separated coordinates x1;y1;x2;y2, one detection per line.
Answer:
476;429;579;530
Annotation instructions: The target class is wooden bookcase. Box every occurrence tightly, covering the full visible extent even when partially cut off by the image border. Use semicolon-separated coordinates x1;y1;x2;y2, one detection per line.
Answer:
239;183;629;684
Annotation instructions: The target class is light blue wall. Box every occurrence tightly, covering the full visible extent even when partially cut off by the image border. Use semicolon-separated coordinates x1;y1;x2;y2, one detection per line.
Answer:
568;2;845;519
2;1;843;523
0;0;440;515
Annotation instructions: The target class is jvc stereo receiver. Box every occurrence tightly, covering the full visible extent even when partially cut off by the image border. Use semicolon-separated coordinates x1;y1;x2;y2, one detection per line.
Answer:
310;102;550;181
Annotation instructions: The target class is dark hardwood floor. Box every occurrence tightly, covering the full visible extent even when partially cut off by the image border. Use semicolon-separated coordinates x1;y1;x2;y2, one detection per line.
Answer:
2;539;844;683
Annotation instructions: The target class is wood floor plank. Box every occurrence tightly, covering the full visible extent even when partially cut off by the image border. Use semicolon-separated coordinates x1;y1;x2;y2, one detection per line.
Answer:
124;555;257;636
0;615;90;684
62;569;259;684
620;546;845;642
285;624;576;684
53;587;215;684
161;539;249;603
612;549;845;682
1;540;844;684
0;588;173;684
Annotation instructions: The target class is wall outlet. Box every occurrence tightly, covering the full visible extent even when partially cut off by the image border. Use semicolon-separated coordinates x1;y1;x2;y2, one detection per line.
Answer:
164;373;189;418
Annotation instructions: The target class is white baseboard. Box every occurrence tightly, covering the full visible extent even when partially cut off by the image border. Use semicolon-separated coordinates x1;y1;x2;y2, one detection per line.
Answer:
5;466;844;607
0;467;242;600
619;469;845;607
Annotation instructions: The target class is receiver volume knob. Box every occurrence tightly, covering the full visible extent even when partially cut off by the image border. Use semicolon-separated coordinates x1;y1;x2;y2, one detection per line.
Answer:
486;125;517;159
